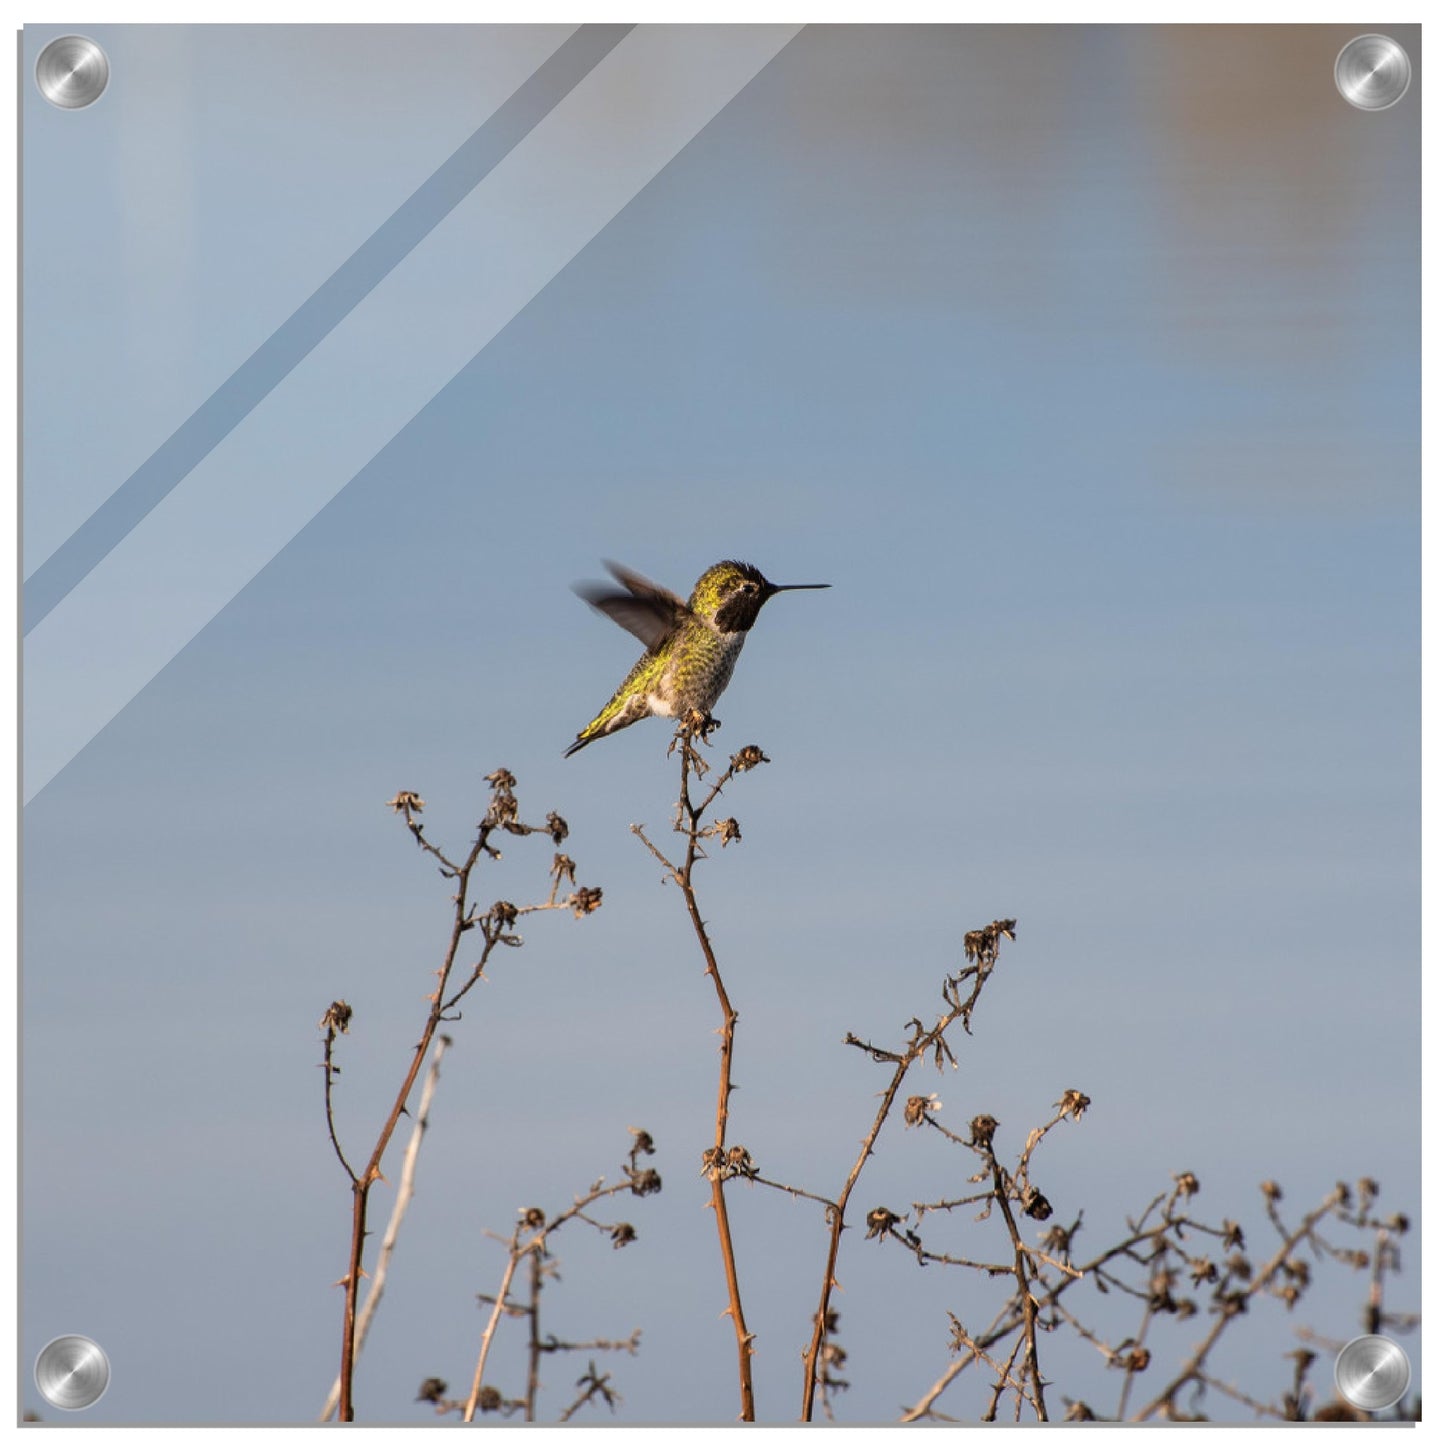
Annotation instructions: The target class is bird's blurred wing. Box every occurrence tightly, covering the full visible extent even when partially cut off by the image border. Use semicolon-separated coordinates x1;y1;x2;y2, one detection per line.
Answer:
574;561;692;651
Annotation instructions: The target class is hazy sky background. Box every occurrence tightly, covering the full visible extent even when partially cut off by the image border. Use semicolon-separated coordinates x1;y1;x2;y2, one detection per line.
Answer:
21;23;1419;1425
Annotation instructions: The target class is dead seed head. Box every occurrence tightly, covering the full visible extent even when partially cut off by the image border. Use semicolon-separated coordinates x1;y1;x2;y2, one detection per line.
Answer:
629;1167;662;1197
730;745;770;772
724;1145;759;1180
1055;1089;1091;1120
570;886;604;918
969;1114;999;1148
1117;1345;1151;1373
319;1000;353;1034
904;1093;941;1127
1021;1184;1053;1220
963;918;1016;968
386;790;426;813
865;1206;901;1239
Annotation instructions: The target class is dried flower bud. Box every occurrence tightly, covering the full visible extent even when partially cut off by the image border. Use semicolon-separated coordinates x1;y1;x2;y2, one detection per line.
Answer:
865;1206;901;1239
484;769;517;790
491;900;519;930
629;1168;662;1197
1189;1257;1218;1286
904;1094;941;1127
969;1114;999;1148
416;1377;447;1404
386;790;426;813
1176;1171;1201;1198
716;817;742;846
1021;1185;1053;1220
1055;1089;1090;1120
571;886;603;918
723;1145;759;1180
1040;1223;1074;1256
545;811;569;844
319;1000;353;1034
519;1206;545;1229
1122;1347;1151;1373
730;745;770;772
963;919;1018;967
628;1127;656;1158
1261;1179;1283;1203
610;1222;637;1249
1222;1219;1245;1249
552;853;577;884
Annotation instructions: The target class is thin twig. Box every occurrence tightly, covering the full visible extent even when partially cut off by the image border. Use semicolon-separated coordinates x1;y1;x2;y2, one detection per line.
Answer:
465;1228;531;1422
320;1034;450;1420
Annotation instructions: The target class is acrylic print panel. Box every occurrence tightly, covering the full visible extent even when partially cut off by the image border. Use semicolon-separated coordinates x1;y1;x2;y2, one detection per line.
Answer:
21;23;1420;1425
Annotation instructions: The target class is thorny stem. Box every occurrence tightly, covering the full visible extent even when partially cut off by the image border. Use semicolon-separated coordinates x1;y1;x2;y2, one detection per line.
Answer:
321;1035;450;1421
1129;1188;1347;1421
800;1051;914;1420
801;932;1010;1420
982;1144;1049;1420
675;738;756;1422
634;729;757;1420
321;1023;356;1183
336;829;491;1421
526;1247;543;1421
331;781;588;1422
467;1167;648;1419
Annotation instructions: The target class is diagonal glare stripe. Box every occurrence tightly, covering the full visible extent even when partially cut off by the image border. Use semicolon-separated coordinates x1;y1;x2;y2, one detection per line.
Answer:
22;23;631;633
23;24;804;805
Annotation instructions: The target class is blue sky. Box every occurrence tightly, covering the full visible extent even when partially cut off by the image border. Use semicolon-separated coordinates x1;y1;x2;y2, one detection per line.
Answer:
21;23;1419;1424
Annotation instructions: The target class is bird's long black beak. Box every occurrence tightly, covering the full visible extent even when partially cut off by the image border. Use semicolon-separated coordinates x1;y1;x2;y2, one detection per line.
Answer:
763;581;830;598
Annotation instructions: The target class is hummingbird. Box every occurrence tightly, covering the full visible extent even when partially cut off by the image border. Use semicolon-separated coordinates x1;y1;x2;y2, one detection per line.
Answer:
564;560;830;757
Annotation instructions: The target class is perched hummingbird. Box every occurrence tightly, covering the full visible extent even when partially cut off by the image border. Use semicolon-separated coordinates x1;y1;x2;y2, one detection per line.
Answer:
564;560;830;757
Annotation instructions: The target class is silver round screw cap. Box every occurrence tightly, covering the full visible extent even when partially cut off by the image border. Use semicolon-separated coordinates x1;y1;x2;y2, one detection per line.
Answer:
1334;1333;1411;1413
34;1334;111;1410
35;35;110;110
1334;34;1411;112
